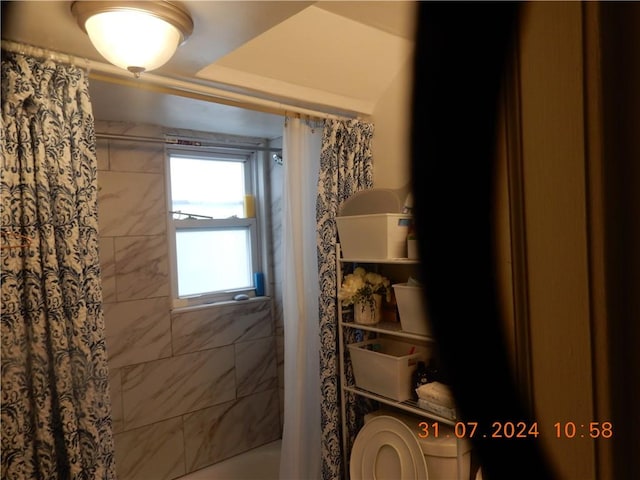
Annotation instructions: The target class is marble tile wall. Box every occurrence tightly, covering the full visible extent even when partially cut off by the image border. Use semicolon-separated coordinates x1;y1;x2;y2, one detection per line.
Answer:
267;136;285;428
96;121;281;480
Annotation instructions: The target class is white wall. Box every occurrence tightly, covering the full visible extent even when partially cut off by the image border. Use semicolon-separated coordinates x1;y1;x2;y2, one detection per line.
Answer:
371;57;414;192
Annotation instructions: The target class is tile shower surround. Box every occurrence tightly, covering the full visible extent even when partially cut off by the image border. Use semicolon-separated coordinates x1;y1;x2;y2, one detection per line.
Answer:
96;121;283;480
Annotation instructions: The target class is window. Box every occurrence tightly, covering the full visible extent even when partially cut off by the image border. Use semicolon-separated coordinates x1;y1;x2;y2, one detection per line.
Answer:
167;148;260;304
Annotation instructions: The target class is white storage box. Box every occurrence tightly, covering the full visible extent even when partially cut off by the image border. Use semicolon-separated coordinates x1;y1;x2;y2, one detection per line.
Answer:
347;338;428;401
336;214;411;259
393;283;431;336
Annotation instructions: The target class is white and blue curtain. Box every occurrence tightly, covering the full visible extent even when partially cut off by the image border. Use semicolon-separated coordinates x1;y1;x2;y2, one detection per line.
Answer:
316;119;374;479
1;50;116;479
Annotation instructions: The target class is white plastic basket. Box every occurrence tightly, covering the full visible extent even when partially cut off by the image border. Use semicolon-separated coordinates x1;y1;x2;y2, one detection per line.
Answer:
336;214;412;259
347;338;428;401
393;283;431;336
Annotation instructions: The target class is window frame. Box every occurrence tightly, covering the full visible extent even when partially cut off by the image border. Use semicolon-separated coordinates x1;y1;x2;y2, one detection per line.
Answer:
166;146;261;306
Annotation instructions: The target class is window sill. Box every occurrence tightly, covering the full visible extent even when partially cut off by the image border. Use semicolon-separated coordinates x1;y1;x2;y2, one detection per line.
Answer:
170;295;271;313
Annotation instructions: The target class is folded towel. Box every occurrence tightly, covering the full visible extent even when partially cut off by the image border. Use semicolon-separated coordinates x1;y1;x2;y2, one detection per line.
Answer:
415;381;455;409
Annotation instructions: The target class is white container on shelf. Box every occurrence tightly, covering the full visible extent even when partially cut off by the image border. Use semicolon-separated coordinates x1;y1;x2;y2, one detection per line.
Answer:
407;237;419;259
336;213;412;259
393;282;431;336
347;338;428;401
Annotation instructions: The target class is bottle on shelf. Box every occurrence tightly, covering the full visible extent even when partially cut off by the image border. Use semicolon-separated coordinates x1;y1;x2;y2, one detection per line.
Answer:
411;361;430;399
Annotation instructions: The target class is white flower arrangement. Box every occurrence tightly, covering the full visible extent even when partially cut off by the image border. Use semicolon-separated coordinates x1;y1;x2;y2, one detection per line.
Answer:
338;267;391;307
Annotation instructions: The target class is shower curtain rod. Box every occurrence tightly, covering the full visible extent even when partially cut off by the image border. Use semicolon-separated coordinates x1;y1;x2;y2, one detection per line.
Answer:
95;132;282;153
1;40;361;122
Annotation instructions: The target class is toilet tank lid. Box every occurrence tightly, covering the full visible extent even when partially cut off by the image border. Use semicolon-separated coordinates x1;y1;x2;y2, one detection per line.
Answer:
365;410;472;457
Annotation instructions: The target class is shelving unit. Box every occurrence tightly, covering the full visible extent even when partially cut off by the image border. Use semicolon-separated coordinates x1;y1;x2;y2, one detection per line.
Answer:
341;320;431;343
342;385;456;423
336;243;469;480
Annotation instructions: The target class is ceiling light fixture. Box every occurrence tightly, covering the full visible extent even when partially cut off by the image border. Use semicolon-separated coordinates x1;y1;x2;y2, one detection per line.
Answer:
71;1;193;78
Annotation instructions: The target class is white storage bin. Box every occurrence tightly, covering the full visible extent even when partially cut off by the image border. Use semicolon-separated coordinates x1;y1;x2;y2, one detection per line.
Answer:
336;214;412;259
393;283;431;336
348;338;428;401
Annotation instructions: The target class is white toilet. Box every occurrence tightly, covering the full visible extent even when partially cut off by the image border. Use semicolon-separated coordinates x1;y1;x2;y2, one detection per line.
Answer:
350;410;474;480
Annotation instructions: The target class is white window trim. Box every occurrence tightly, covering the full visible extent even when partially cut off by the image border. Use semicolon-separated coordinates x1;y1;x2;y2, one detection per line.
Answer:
165;146;263;307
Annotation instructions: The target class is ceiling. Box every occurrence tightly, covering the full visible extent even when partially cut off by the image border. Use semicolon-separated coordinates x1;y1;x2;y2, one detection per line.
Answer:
1;1;416;139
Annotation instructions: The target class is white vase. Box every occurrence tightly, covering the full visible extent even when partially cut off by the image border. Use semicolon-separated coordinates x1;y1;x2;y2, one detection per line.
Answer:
354;294;382;325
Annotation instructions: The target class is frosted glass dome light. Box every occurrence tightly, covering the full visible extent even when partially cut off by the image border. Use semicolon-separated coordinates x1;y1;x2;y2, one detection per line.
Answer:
71;1;193;77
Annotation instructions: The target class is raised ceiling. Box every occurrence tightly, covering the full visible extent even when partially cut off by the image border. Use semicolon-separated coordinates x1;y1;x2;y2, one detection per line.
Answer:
1;1;416;138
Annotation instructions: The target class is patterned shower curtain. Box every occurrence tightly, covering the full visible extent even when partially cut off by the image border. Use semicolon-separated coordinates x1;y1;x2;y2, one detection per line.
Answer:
316;118;374;480
1;51;116;479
